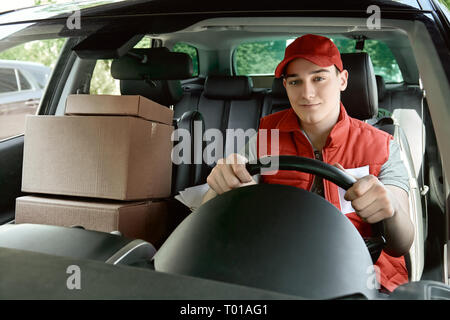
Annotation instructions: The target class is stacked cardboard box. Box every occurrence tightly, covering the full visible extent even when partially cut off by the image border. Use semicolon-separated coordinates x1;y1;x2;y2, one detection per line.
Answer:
16;94;175;247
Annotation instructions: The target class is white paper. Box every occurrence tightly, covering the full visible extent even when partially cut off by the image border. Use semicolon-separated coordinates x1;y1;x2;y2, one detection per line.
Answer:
337;165;370;215
175;183;210;211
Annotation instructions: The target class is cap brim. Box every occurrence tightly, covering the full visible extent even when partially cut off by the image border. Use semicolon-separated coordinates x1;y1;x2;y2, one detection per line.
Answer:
275;54;340;78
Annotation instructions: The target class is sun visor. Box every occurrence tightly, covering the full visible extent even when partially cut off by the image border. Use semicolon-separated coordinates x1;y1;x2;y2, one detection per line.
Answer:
110;48;193;80
72;32;144;59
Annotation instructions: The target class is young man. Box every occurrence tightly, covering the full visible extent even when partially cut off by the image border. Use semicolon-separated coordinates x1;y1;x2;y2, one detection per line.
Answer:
201;34;414;292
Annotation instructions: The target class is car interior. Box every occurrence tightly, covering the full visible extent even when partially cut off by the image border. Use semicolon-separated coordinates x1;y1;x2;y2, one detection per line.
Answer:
0;3;448;299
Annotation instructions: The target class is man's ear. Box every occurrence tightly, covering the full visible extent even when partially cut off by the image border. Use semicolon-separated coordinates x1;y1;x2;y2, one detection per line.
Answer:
282;78;287;88
339;69;349;91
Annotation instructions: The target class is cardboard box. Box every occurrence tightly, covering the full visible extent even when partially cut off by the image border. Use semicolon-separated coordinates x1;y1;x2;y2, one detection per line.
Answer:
22;115;173;200
15;195;171;247
65;94;174;126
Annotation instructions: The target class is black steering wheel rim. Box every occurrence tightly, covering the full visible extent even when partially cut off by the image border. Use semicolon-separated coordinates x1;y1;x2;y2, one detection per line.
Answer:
245;155;386;263
246;155;357;189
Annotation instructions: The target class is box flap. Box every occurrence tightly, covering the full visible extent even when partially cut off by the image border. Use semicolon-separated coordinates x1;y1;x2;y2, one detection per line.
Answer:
137;95;173;125
17;195;146;210
65;94;173;125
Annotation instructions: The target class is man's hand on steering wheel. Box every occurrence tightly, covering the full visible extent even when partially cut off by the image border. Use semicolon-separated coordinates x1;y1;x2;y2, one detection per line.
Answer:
334;163;395;224
206;153;257;195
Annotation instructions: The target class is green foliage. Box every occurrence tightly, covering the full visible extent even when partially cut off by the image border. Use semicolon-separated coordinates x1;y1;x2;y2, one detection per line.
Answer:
331;38;403;83
89;59;120;95
172;43;199;77
134;36;152;48
234;38;403;83
0;38;66;68
0;36;119;95
34;0;57;5
235;40;285;75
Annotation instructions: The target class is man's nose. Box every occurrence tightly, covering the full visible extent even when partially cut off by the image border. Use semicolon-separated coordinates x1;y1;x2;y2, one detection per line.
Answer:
301;81;315;100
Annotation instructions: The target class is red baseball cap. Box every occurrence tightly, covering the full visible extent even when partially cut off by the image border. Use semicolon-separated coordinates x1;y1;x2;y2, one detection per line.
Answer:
274;34;343;78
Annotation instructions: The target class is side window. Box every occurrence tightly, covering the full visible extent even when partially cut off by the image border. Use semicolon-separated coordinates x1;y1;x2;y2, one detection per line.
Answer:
0;68;18;93
18;70;32;90
172;42;199;77
0;38;65;140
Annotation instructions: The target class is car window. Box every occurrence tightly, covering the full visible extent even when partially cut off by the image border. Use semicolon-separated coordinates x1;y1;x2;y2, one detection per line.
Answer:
234;38;403;83
0;38;64;140
18;70;32;90
234;40;286;76
0;68;18;93
172;42;199;77
89;60;121;95
134;36;152;48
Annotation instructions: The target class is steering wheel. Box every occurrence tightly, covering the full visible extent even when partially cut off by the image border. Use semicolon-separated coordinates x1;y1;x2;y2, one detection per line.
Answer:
245;155;386;263
155;154;385;299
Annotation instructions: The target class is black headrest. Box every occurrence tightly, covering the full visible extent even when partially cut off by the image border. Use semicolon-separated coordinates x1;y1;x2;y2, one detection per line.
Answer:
204;75;253;99
120;79;182;106
271;77;287;98
375;75;387;100
341;52;378;120
111;47;193;80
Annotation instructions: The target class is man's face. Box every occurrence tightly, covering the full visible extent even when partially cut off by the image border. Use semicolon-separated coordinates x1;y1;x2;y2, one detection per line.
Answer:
282;58;348;128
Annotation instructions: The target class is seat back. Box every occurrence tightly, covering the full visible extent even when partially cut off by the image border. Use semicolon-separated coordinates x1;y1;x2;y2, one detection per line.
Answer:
261;77;291;117
191;75;264;178
340;52;378;120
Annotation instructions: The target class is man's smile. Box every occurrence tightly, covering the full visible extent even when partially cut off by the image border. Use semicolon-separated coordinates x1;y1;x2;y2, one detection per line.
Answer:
299;103;321;108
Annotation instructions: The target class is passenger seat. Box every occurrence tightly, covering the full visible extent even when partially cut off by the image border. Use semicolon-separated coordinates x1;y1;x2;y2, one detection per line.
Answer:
376;75;425;179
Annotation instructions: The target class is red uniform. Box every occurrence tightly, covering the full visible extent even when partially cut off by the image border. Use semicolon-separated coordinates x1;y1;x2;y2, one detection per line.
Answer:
257;103;408;292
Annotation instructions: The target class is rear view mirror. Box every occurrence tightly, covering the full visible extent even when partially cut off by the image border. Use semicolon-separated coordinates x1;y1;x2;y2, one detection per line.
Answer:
72;32;143;59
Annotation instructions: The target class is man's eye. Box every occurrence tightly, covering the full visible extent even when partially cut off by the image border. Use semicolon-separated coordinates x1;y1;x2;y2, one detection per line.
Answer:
314;77;325;81
288;80;298;85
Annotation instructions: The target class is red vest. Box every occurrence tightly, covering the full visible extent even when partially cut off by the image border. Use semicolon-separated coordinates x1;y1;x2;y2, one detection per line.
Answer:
257;103;408;292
